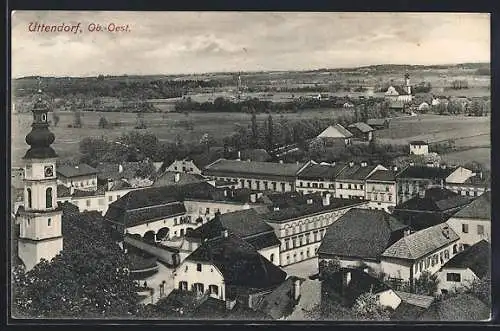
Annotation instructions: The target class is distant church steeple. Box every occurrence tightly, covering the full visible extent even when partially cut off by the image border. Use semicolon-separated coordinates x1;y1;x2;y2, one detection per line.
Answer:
18;86;63;271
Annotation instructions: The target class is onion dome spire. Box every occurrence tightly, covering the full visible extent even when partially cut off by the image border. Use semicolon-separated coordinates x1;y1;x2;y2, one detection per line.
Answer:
23;87;57;159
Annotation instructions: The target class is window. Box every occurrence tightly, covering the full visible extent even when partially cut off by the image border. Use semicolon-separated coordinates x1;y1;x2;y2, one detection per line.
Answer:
205;208;210;214
453;244;458;254
285;239;290;250
446;273;461;282
319;183;324;189
477;225;485;235
108;196;113;202
444;250;450;260
86;200;91;207
462;224;469;233
192;283;204;294
270;254;275;262
174;166;178;170
27;218;31;226
307;182;311;188
209;285;219;296
339;183;343;189
197;263;202;272
348;184;352;189
47;218;51;226
46;187;53;208
281;183;286;191
360;185;364;190
117;194;121;199
27;188;32;208
179;281;188;290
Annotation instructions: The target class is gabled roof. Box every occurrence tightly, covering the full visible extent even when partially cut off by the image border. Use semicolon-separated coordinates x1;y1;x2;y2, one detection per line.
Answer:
395;188;472;212
366;169;396;182
95;162;143;181
396;165;456;180
297;163;348;180
410;141;428;145
153;171;205;188
204;159;306;178
382;223;459;260
317;125;353;139
57;163;98;178
441;240;490;278
318;208;408;260
106;201;187;228
254;276;304;319
337;164;382;182
451;191;491;220
264;198;366;223
188;147;226;169
348;122;375;133
57;184;71;198
239;148;272;162
394;291;434;309
186;209;278;248
186;233;287;288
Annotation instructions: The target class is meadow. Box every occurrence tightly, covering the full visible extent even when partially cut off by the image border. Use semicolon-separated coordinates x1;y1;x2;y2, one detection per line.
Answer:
12;109;490;169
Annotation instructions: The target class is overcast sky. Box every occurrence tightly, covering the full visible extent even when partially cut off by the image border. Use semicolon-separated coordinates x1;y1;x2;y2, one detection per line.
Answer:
11;11;490;78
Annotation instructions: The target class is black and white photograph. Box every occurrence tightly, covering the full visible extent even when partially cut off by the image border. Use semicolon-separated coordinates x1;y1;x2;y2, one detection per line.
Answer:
10;11;491;322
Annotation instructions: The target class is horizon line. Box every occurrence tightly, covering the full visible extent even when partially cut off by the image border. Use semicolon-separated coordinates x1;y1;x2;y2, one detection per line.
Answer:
12;61;490;80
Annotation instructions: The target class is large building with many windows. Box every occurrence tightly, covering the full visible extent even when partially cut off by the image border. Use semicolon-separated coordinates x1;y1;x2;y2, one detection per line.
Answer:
334;162;387;200
261;193;367;266
203;159;308;192
365;169;397;212
295;162;348;196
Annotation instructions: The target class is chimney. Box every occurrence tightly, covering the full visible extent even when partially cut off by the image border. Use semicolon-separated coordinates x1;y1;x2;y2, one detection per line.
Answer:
250;193;257;203
279;160;284;164
349;161;354;167
442;225;450;239
322;193;331;206
75;165;79;169
331;161;336;166
440;164;447;170
361;161;367;167
221;229;228;238
294;279;301;301
404;228;411;237
426;162;434;168
393;166;398;172
107;178;113;191
224;189;228;197
409;162;415;167
119;164;124;173
273;206;280;211
307;198;313;205
70;185;75;195
237;151;241;161
479;172;483;180
174;172;180;183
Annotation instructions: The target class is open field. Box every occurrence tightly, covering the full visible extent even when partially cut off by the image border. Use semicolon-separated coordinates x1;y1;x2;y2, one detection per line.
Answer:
11;109;352;166
12;111;490;168
375;115;490;145
441;148;491;170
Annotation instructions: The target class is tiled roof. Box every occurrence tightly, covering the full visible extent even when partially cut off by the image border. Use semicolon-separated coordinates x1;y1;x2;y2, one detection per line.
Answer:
366;169;396;182
317;125;353;139
391;302;427;321
106;201;186;228
204;159;305;178
186;233;287;288
395;188;472;212
244;231;281;250
348;122;375;133
188;147;226;169
297;163;348;180
418;294;490;321
261;191;309;209
410;141;428;145
337;164;382;181
187;209;273;241
441;240;490;278
254;276;303;319
318;208;408;260
57;163;98;178
264;198;365;223
153;171;205;188
451;191;491;220
394;291;434;309
72;187;106;198
397;165;456;180
382;223;459;260
95;162;143;181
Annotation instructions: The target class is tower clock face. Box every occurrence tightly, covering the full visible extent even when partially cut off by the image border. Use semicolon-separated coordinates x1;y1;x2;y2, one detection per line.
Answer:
44;165;54;177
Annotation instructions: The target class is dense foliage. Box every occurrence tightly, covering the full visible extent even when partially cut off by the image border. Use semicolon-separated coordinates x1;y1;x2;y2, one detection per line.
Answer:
12;211;141;318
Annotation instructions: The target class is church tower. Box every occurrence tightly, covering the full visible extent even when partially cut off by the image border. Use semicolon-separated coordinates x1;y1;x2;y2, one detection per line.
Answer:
404;72;411;95
17;90;63;271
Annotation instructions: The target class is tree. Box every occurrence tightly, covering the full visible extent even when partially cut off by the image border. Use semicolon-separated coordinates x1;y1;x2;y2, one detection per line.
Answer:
12;211;141;318
352;291;392;321
135;112;147;129
199;133;213;152
135;160;157;179
98;116;110;129
267;114;274;151
308;137;326;160
414;271;439;296
251;111;258;148
465;275;491;306
319;258;341;281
